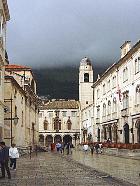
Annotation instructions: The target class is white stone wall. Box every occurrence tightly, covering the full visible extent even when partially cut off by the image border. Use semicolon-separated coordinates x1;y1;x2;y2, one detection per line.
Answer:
93;45;140;143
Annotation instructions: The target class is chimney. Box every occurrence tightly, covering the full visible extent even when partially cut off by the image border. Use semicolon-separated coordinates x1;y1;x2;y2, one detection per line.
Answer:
120;41;131;58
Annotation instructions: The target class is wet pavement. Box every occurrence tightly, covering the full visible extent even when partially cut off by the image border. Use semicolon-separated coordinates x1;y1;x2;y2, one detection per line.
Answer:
71;150;140;186
0;152;136;186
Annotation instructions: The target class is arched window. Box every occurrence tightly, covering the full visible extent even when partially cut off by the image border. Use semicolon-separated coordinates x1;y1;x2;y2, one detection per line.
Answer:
44;118;48;130
112;97;117;113
84;73;89;82
108;101;111;115
54;117;61;130
103;103;106;116
67;117;72;130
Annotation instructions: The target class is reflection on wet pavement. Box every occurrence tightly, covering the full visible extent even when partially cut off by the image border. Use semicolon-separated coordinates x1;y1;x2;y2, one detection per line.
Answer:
71;150;140;186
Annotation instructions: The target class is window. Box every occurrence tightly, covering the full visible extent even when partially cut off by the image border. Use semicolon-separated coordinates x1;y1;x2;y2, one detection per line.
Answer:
97;106;100;119
107;80;111;92
103;84;105;94
84;73;89;82
112;98;117;113
62;111;67;117
136;85;140;105
108;101;111;115
103;103;106;116
48;111;53;117
21;97;23;104
14;89;17;98
112;76;116;88
67;117;72;130
44;119;48;130
123;67;128;82
135;57;140;74
54;117;61;130
97;89;100;99
86;101;88;104
15;106;17;117
123;91;129;109
71;111;76;117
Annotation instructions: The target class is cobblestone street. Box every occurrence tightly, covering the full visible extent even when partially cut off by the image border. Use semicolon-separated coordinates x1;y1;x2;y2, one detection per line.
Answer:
0;152;137;186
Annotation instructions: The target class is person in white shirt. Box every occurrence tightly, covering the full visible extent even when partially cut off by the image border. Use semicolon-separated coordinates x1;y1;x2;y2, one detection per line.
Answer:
9;144;19;170
83;144;88;152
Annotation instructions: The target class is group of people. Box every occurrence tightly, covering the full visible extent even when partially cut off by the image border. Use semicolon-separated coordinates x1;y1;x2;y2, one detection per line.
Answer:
55;142;73;155
0;142;19;179
83;143;103;154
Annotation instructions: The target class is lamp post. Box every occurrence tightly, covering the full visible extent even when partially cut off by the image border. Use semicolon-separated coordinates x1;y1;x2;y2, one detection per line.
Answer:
4;98;19;145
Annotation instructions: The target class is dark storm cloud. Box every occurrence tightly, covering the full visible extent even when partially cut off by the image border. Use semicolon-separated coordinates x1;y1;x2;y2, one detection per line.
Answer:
7;0;140;67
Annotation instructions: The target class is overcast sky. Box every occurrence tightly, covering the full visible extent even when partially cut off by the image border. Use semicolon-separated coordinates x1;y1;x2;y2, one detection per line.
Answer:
7;0;140;68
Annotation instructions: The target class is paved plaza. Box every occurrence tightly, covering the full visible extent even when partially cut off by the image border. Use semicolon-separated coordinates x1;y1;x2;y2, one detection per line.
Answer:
71;150;140;186
0;151;138;186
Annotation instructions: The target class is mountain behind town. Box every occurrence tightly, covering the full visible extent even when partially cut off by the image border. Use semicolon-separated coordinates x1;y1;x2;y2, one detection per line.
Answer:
33;64;111;100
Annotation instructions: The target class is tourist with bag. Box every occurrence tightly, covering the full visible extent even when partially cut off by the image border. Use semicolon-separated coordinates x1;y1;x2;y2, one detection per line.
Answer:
9;144;19;170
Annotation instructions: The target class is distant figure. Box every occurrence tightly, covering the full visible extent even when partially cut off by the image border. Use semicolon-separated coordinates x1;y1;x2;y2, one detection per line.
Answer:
95;143;99;154
66;142;70;155
90;144;94;155
0;141;11;179
60;142;64;154
83;144;88;152
107;138;111;143
99;143;103;153
56;142;61;152
9;144;19;170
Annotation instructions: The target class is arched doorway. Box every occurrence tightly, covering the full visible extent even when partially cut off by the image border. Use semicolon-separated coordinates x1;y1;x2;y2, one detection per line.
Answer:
45;135;53;146
124;123;129;144
136;120;140;143
54;135;62;143
39;134;44;146
63;135;72;145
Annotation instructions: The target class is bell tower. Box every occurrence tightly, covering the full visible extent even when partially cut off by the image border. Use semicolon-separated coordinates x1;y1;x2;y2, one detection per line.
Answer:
79;57;93;110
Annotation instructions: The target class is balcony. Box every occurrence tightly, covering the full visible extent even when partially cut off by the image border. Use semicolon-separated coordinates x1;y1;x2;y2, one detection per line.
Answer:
121;108;129;117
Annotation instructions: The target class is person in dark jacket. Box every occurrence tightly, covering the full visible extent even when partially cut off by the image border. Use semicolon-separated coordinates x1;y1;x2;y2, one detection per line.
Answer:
0;141;11;179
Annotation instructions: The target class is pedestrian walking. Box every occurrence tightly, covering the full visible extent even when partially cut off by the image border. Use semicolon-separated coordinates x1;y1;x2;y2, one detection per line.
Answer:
60;142;64;154
90;143;94;155
56;142;61;152
95;143;99;154
99;143;103;153
9;144;19;170
0;141;11;179
83;144;88;153
66;142;70;155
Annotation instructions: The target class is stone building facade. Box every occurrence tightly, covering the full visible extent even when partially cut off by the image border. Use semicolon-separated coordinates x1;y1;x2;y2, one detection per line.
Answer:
4;65;39;147
39;100;80;147
0;0;10;141
79;40;140;144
